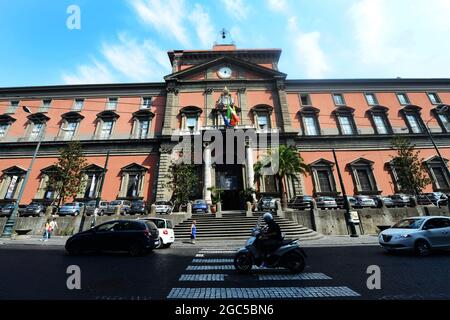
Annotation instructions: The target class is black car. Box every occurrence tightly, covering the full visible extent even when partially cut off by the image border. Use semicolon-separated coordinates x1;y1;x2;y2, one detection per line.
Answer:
287;195;314;210
65;220;159;256
22;202;46;217
129;200;148;215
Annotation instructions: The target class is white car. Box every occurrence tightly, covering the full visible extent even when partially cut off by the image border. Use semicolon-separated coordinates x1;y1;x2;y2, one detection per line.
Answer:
379;216;450;256
139;217;175;248
154;201;173;214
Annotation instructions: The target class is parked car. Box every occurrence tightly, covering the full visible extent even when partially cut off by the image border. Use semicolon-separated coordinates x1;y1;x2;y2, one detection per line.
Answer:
139;217;175;248
315;196;338;209
58;202;85;216
22;202;46;217
0;202;15;217
257;196;280;211
354;195;377;208
287;195;314;210
106;200;131;215
416;192;448;207
65;219;159;256
379;216;450;256
192;199;208;213
390;194;414;207
85;200;109;216
129;200;148;215
155;201;173;214
370;195;395;208
346;196;358;208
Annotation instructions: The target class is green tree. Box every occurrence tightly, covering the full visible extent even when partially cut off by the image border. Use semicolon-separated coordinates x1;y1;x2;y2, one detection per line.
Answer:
254;145;308;210
165;162;199;211
47;141;88;207
390;137;431;195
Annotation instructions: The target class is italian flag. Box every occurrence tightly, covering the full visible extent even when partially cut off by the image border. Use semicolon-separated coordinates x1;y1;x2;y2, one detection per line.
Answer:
226;105;240;127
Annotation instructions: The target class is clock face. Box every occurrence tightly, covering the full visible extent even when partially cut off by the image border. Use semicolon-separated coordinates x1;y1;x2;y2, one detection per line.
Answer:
218;67;232;79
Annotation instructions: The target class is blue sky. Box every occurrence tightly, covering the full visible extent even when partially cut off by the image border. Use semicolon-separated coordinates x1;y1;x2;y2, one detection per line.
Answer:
1;0;449;87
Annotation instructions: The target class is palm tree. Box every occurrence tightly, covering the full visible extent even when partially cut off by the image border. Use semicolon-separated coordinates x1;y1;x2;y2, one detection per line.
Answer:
254;145;308;210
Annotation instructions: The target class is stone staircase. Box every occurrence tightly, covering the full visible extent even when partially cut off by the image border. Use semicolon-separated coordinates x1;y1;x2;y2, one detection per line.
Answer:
173;211;322;241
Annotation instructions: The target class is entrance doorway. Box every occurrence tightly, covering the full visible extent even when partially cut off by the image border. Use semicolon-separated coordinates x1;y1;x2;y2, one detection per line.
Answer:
215;164;244;210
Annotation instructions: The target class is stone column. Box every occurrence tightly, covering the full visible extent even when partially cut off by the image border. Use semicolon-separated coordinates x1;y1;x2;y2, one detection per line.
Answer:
203;144;212;204
155;145;173;201
275;80;294;133
245;141;257;202
238;88;247;126
162;85;179;136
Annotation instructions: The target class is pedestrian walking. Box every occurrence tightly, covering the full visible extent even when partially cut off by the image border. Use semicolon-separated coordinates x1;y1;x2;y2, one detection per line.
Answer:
40;219;51;242
49;218;58;238
190;220;197;244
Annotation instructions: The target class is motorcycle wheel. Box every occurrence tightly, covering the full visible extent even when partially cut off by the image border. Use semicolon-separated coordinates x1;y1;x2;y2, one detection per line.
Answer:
234;252;253;274
284;252;305;273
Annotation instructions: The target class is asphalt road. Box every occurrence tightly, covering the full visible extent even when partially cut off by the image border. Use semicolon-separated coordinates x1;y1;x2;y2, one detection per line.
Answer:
0;244;449;300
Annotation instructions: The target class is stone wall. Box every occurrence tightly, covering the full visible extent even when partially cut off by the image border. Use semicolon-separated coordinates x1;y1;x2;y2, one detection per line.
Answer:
13;216;83;236
0;217;6;234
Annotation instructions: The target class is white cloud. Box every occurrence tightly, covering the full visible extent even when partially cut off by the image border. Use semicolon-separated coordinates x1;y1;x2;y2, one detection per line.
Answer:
266;0;288;14
220;0;249;20
189;4;215;48
130;0;191;47
287;17;330;78
62;60;115;84
102;33;170;81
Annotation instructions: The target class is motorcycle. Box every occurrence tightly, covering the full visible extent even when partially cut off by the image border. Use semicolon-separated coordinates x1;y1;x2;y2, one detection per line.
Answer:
234;224;307;274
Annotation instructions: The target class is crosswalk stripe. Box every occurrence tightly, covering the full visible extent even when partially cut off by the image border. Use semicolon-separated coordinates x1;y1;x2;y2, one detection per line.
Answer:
179;274;226;282
192;258;234;264
187;265;234;271
167;287;360;299
195;254;205;257
199;250;237;254
258;273;332;281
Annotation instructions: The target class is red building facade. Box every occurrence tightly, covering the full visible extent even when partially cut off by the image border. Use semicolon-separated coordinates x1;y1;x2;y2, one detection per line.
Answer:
0;44;449;209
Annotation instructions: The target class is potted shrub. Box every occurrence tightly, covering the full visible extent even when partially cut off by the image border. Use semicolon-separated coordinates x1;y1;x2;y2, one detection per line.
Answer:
208;187;223;214
240;188;257;210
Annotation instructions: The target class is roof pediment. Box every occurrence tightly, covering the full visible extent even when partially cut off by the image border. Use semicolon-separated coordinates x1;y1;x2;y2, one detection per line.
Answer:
164;56;286;82
121;163;148;172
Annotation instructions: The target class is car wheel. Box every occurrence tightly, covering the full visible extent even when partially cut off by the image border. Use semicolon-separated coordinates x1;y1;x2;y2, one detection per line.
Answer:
128;242;144;257
74;211;79;217
156;238;164;249
164;243;172;248
38;212;44;217
415;240;431;257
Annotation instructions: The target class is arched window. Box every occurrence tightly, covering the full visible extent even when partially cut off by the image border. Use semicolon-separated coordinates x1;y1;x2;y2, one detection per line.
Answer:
400;105;425;134
432;105;450;133
309;159;338;196
76;164;105;200
250;105;273;131
94;111;119;140
367;105;392;135
333;106;357;136
0;166;26;200
179;106;202;133
118;163;148;199
347;158;380;195
297;106;320;136
131;110;155;139
59;112;84;140
424;156;450;192
0;114;16;140
24;113;50;141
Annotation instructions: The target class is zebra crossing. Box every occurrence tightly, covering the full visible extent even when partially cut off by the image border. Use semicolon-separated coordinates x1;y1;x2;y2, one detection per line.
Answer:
167;248;361;299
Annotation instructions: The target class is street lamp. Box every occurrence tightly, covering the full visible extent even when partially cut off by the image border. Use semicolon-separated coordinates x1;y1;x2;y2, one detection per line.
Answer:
425;105;449;174
1;106;46;237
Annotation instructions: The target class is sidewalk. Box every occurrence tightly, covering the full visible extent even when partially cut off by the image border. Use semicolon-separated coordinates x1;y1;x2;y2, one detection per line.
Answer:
0;234;379;248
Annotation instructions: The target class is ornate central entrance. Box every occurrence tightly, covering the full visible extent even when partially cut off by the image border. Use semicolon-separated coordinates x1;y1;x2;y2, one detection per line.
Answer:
215;164;244;210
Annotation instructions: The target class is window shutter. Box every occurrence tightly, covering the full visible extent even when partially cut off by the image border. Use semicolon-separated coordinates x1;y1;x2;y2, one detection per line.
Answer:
0;176;10;199
119;173;129;198
138;173;146;197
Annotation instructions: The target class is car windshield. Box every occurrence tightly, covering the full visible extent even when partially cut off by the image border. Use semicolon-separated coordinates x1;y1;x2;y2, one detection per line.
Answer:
132;200;144;205
194;200;206;204
155;201;169;206
148;219;165;228
322;197;334;201
87;201;96;206
392;218;425;229
110;201;121;205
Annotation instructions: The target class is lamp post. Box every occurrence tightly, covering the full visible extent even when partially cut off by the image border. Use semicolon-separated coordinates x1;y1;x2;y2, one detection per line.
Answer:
424;105;449;175
332;148;359;237
2;106;46;237
91;150;110;228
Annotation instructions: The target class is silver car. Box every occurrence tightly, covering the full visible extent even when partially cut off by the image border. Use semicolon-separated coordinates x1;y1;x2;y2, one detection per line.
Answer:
315;196;338;209
106;200;131;215
379;216;450;256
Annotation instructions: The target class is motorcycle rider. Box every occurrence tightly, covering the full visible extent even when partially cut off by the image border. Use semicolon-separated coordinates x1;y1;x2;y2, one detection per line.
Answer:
257;212;283;263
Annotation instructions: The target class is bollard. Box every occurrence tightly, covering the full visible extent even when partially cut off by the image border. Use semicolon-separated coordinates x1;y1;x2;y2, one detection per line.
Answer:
216;202;222;218
246;201;253;217
276;200;284;218
186;202;192;218
150;204;156;217
114;206;121;220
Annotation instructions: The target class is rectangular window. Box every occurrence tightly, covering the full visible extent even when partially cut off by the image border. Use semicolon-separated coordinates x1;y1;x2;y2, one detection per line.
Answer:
317;170;333;192
300;93;311;106
139;119;150;139
7;100;19;113
396;93;409;105
5;175;19;199
438;114;450;132
127;174;141;197
106;98;118;110
357;169;373;191
365;93;378;105
84;174;98;198
333;94;345;105
41;99;52;112
431;167;450;189
0;124;9;138
100;121;113;138
427;93;441;104
257;113;269;129
338;115;355;135
406;113;423;133
303;116;319;136
373;114;389;134
73;99;84;111
186;116;198;131
30;123;44;140
64;122;77;140
141;97;152;109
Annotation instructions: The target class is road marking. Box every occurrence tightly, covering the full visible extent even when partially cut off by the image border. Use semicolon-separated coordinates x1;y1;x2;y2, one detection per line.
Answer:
167;287;360;299
187;265;234;271
192;258;234;264
179;274;226;282
195;254;205;257
199;250;237;254
258;273;332;281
